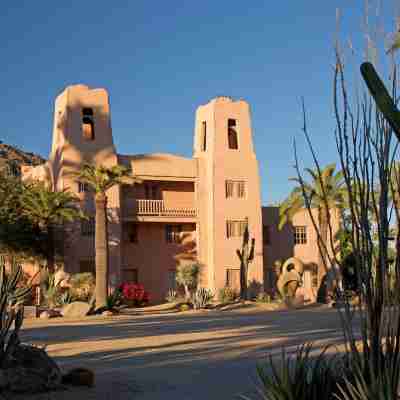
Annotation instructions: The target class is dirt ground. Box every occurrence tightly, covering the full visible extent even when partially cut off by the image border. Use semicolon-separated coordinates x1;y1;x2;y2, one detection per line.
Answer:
16;304;344;400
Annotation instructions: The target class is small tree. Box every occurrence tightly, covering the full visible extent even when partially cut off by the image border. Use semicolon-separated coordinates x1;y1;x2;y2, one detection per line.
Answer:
236;219;255;301
175;263;200;301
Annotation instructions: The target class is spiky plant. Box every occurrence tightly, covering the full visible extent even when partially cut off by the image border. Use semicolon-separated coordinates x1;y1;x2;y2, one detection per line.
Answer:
0;258;32;367
236;218;255;300
192;288;214;309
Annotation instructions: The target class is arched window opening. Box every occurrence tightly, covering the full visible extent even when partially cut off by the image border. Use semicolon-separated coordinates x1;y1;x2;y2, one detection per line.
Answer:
82;108;95;140
228;119;238;149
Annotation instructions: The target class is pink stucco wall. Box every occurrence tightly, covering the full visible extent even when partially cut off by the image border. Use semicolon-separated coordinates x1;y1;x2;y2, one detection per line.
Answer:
19;85;338;304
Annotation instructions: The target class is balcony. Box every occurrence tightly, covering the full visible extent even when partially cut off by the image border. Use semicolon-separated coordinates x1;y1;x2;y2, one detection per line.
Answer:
123;199;196;222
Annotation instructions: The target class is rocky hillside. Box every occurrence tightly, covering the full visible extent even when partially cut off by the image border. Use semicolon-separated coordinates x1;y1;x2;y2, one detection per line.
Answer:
0;141;46;176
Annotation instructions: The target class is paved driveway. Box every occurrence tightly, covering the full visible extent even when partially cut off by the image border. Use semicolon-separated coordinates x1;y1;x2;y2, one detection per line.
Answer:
20;305;344;400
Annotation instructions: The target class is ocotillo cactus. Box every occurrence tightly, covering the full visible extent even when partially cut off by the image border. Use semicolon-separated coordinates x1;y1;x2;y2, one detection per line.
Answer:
360;62;400;140
236;219;255;300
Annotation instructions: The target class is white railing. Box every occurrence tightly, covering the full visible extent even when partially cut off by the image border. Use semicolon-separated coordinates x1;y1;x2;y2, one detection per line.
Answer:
136;199;196;217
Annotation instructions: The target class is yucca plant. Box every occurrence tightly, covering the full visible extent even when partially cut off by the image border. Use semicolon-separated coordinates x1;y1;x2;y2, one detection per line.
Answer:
0;257;31;367
192;288;214;309
243;343;345;400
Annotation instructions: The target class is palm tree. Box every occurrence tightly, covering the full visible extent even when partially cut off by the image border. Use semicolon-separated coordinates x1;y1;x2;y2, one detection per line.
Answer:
21;183;84;273
75;164;141;310
279;163;345;287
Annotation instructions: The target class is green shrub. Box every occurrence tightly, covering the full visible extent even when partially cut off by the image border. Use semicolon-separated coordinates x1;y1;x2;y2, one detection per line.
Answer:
69;272;95;302
106;288;123;310
218;287;237;303
176;263;200;300
179;304;191;312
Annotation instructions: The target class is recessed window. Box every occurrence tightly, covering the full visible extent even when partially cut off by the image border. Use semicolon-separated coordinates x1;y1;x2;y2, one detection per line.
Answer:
79;259;95;274
81;217;95;236
166;224;182;243
124;222;138;243
226;268;240;289
78;182;89;193
122;268;138;283
225;180;246;198
167;270;177;290
201;121;207;151
228;119;238;149
82;108;95;141
226;220;247;238
263;225;271;246
294;226;307;245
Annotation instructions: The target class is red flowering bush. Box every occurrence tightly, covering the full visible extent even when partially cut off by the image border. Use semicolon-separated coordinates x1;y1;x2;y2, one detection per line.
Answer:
118;282;150;306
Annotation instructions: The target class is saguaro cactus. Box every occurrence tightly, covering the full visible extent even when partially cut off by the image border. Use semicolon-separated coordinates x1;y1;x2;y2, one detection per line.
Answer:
236;218;255;300
360;62;400;140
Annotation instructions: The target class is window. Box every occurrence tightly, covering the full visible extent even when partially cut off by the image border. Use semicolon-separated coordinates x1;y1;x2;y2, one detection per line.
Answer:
144;183;150;199
201;121;207;151
263;225;271;246
166;224;182;243
151;184;158;199
225;180;246;198
237;181;246;198
82;107;95;140
124;222;138;243
122;268;138;283
79;259;95;274
226;268;240;290
294;226;307;244
167;270;177;290
81;217;95;236
225;181;234;198
226;220;247;238
78;182;89;193
227;118;238;149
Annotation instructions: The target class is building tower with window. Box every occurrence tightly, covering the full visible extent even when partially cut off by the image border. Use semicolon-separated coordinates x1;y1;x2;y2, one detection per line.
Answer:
193;97;264;293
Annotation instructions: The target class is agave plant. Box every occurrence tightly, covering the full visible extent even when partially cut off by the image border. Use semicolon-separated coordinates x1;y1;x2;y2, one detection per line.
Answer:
0;258;32;367
192;288;214;310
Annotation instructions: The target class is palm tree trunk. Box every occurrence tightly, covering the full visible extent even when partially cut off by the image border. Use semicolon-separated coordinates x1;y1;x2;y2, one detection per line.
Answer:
95;193;109;310
318;207;329;300
47;225;55;273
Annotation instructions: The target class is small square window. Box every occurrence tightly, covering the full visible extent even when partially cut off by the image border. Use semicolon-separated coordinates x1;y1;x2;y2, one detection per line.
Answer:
226;220;247;238
228;119;238;150
294;226;307;245
166;225;182;243
78;182;89;193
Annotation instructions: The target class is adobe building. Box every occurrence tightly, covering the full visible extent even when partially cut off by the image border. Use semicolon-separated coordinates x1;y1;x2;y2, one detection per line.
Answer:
21;84;339;303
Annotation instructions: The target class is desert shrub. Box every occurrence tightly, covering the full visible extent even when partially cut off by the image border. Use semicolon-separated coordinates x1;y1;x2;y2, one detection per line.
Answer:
41;272;62;308
179;303;191;312
165;289;178;303
176;263;200;300
119;282;150;307
218;287;237;303
105;288;123;310
69;272;95;302
255;292;272;303
246;343;347;400
58;290;73;306
192;288;214;309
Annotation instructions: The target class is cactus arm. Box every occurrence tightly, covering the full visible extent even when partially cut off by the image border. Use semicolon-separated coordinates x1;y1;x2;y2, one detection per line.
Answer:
360;62;400;139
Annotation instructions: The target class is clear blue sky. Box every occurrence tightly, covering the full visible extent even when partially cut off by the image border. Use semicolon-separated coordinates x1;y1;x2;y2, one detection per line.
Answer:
1;1;398;204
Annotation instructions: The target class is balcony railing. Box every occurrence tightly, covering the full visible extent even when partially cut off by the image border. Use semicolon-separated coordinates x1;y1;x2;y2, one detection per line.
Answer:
135;199;196;217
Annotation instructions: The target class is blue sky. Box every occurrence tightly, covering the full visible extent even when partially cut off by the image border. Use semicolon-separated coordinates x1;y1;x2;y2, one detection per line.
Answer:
1;1;398;204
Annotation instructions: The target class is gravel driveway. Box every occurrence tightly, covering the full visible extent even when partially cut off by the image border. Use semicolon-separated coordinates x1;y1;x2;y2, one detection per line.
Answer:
18;304;344;400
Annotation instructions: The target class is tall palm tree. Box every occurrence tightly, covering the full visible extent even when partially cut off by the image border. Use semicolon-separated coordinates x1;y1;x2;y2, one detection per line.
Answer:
279;163;345;286
21;183;84;272
75;164;141;310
